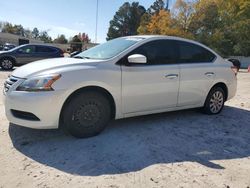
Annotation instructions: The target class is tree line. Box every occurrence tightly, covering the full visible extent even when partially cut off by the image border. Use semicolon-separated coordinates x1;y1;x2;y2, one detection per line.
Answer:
107;0;250;57
0;22;91;45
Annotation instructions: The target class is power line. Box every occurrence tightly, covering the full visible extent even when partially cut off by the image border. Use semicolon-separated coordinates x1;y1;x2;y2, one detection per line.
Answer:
166;0;169;9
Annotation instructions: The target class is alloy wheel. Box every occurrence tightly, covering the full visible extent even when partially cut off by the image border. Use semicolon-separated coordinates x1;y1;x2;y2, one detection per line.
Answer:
2;59;13;69
209;91;224;113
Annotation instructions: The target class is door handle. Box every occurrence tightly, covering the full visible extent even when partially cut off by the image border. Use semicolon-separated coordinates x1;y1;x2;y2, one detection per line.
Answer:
165;74;178;79
205;72;215;77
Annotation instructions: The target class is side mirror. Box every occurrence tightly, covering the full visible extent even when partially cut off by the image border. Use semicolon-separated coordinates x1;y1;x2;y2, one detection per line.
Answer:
128;54;147;64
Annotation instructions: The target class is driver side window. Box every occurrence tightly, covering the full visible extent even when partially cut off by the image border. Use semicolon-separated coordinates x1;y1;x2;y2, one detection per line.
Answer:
18;46;35;54
129;40;178;65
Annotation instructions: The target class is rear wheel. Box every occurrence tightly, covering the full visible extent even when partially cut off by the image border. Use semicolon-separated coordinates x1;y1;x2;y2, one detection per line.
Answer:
62;91;111;138
1;57;14;70
203;87;225;115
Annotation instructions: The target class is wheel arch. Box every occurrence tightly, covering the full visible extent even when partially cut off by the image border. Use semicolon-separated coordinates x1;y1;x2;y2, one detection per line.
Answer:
59;86;116;127
209;82;228;101
0;56;17;65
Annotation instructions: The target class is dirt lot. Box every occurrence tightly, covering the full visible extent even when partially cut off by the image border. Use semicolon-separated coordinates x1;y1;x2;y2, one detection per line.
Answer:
0;70;250;188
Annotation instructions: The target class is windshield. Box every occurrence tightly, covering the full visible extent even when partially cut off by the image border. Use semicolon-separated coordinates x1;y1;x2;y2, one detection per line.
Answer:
75;37;144;60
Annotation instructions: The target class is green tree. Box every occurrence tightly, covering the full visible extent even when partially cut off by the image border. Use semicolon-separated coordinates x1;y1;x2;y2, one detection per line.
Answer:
24;29;32;38
32;28;40;39
39;31;52;43
189;0;230;55
148;0;166;15
172;0;194;33
53;34;68;44
13;24;25;36
1;22;26;37
188;0;250;56
107;2;146;40
221;0;250;56
0;21;5;31
1;22;15;34
138;0;169;35
137;12;151;34
70;35;82;51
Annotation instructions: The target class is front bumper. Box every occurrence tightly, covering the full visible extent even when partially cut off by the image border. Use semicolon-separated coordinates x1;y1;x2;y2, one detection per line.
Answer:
4;89;67;129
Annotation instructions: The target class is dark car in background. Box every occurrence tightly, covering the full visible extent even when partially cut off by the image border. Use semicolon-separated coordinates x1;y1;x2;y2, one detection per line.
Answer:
0;44;64;70
0;43;16;51
3;43;16;51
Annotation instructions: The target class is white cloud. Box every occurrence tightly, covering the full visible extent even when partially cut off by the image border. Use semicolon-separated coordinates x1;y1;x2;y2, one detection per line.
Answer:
73;21;85;27
47;25;80;39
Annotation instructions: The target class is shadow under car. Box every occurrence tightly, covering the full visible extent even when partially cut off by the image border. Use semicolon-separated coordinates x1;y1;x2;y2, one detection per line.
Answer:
9;105;250;176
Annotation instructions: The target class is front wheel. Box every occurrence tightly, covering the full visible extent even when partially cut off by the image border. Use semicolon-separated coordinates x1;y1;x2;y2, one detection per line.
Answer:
203;87;225;115
1;57;14;70
62;91;111;138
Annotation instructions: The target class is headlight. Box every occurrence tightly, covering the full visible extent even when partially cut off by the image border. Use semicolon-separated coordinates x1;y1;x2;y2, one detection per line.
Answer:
16;74;61;92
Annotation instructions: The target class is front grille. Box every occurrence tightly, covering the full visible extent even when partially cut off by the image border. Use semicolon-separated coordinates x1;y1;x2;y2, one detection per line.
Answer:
4;75;19;93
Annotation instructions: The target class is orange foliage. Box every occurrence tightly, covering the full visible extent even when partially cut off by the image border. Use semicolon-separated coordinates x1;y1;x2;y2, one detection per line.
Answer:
138;10;192;38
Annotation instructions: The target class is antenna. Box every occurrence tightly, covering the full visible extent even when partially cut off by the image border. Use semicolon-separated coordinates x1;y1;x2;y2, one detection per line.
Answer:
95;0;99;43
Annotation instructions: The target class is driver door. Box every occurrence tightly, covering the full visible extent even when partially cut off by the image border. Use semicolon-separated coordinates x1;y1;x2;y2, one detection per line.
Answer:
15;45;35;64
121;40;180;115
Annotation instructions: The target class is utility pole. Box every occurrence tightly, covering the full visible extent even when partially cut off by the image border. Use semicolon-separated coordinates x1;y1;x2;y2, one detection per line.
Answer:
95;0;99;43
166;0;169;10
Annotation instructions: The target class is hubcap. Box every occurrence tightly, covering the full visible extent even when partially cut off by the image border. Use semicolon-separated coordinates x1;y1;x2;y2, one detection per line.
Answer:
209;91;224;113
72;103;101;127
2;59;13;69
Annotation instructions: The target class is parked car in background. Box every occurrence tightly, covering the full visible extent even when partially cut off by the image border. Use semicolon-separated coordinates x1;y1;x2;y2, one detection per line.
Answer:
3;36;237;138
3;43;16;51
0;44;64;70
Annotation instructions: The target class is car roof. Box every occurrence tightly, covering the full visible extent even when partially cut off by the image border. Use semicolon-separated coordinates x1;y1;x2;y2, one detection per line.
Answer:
20;44;58;48
16;44;62;51
127;35;198;43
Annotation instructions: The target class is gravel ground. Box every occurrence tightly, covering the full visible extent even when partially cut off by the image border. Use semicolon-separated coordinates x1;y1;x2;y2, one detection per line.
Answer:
0;70;250;188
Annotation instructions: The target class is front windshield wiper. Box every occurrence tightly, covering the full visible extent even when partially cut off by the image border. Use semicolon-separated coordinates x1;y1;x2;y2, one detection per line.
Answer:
73;56;90;59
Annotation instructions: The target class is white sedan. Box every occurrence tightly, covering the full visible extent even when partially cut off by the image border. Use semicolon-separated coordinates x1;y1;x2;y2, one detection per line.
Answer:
3;36;237;138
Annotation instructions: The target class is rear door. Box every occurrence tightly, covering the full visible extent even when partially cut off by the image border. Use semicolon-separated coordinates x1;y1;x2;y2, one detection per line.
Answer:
122;39;180;114
35;46;59;61
177;41;217;106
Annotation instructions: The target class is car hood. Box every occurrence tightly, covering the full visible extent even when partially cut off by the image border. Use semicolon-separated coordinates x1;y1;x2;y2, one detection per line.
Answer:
12;57;104;78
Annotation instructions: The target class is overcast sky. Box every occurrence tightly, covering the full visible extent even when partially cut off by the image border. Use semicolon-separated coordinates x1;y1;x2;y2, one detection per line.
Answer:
0;0;174;43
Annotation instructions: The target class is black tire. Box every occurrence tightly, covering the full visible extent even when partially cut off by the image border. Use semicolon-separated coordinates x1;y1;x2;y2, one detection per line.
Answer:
203;87;225;115
62;91;111;138
1;57;14;70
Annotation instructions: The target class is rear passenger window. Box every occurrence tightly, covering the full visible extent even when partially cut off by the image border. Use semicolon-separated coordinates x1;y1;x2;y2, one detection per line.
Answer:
36;46;56;53
178;41;216;63
130;40;178;65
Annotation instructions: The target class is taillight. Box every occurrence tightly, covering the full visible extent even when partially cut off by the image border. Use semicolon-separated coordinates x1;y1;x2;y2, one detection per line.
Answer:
231;66;238;76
